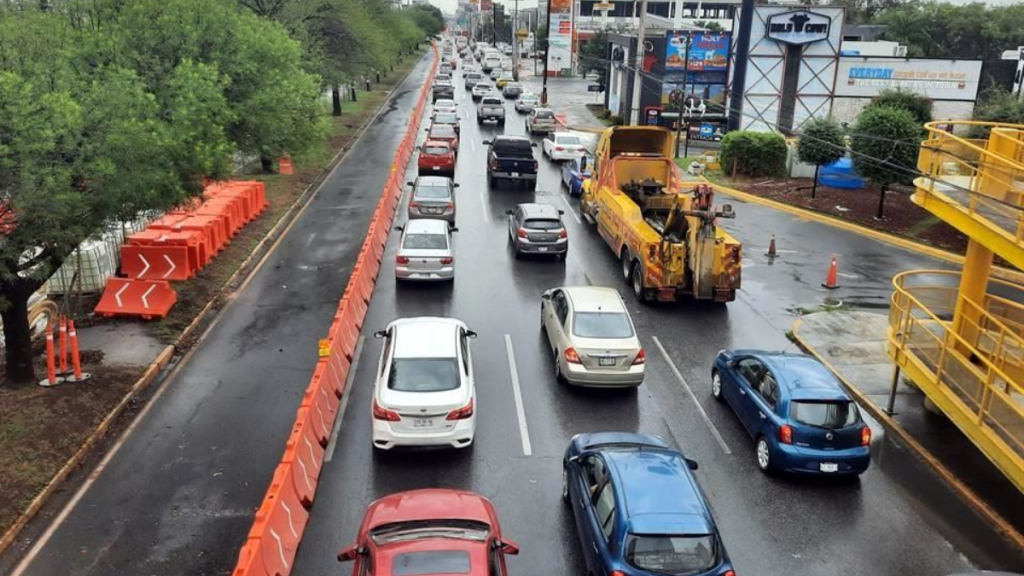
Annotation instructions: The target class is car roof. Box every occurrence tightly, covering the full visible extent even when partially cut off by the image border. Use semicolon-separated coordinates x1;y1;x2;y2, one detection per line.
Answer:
416;176;451;186
604;450;714;535
750;352;849;400
517;203;562;219
562;286;625;313
389;317;461;358
365;488;494;530
404;219;449;234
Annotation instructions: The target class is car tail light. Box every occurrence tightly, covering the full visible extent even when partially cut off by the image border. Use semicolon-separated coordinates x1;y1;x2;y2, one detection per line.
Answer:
372;399;401;422
632;349;645;365
555;146;564;152
861;426;871;446
440;257;454;265
517;228;528;238
446;399;474;420
724;571;736;576
396;256;410;264
780;424;793;445
610;571;626;576
409;201;419;208
445;202;454;210
564;347;581;364
558;229;568;239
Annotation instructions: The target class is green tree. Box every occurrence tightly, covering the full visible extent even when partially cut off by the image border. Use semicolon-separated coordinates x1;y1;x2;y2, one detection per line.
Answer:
536;23;548;53
797;118;846;198
694;20;725;33
969;87;1024;137
850;106;921;219
719;131;788;178
878;2;1024;61
865;88;932;125
579;30;608;77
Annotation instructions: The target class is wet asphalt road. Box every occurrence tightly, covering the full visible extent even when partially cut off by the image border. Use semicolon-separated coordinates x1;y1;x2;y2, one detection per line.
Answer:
290;66;1023;576
3;56;435;576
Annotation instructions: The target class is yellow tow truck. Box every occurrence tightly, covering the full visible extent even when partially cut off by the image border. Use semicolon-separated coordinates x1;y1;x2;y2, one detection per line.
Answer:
580;126;741;303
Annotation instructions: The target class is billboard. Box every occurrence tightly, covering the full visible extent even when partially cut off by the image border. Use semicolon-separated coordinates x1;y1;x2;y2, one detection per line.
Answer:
546;0;573;75
766;10;832;45
661;80;727;116
665;32;730;73
835;58;982;101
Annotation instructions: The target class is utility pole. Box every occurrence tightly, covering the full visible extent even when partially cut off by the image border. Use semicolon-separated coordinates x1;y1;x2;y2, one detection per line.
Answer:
628;0;650;125
727;0;754;131
674;32;691;158
512;0;520;80
542;0;553;104
493;1;498;44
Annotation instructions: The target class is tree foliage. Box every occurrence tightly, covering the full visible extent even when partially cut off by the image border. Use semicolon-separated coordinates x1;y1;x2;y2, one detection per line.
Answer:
864;88;932;125
851;105;921;218
878;2;1024;60
580;30;609;76
797;118;846;196
719;131;788;178
972;87;1024;126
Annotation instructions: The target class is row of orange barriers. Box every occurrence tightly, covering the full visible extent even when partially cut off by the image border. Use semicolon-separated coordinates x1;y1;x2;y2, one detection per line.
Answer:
94;181;268;319
230;45;439;576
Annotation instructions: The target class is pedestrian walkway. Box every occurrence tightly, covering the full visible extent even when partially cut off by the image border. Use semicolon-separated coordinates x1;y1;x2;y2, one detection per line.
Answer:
793;310;1024;542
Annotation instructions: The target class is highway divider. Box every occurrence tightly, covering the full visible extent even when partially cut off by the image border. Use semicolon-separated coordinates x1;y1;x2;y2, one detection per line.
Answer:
230;43;438;576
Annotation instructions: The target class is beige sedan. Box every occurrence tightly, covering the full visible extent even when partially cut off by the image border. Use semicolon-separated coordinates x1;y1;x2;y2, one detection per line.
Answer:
540;286;645;387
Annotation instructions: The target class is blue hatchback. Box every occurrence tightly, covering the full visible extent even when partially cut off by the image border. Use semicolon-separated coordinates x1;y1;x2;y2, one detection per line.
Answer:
712;350;871;476
560;153;594;196
562;432;735;576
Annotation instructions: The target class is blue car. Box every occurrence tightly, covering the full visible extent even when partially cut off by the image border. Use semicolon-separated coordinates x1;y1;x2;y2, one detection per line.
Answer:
562;432;735;576
560;153;594;196
712;350;871;476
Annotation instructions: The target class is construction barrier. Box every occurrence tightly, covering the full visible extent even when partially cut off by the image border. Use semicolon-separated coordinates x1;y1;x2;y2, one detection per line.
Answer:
120;245;193;281
94;278;177;319
231;42;440;576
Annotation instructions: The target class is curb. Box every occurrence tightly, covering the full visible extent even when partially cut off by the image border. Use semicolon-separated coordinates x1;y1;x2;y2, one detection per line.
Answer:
704;177;1024;285
790;316;1024;553
0;52;428;562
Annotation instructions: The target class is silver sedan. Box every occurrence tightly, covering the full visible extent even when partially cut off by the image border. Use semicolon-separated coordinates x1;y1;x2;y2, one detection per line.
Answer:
541;286;645;387
395;219;456;282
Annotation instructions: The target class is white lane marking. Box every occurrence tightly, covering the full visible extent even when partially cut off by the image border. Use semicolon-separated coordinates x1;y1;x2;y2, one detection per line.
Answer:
479;186;491;224
559;194;581;224
326;336;364;462
470;139;477;154
651;336;733;455
504;334;533;456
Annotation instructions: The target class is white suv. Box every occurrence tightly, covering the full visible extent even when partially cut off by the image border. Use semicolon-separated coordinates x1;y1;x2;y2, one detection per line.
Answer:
371;318;477;450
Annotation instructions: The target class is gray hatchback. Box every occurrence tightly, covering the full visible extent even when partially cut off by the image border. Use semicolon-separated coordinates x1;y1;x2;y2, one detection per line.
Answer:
507;203;568;259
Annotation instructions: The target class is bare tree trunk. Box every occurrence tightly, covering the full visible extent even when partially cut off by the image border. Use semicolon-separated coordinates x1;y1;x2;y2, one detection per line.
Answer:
811;165;819;199
332;85;342;116
876;184;887;220
2;283;36;384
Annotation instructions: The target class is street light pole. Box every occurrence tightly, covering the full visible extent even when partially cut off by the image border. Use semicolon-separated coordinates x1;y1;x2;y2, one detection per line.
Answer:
674;32;691;159
628;0;649;125
513;0;519;80
542;0;553;104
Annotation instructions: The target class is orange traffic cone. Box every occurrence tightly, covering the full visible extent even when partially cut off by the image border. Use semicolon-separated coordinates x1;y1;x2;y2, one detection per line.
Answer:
278;155;294;175
766;235;777;258
58;316;69;374
39;323;64;387
66;320;91;383
822;255;840;289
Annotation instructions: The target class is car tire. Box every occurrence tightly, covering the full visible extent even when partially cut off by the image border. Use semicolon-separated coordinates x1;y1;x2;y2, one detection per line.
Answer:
527;180;536;191
554;354;565;383
621;250;632;282
632;261;648;303
711;370;723;401
756;436;774;474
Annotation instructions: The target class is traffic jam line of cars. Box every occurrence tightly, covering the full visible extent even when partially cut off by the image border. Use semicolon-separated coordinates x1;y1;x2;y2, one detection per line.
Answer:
338;34;872;576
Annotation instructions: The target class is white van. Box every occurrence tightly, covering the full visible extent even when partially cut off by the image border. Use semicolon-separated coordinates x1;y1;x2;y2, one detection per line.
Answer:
483;54;502;73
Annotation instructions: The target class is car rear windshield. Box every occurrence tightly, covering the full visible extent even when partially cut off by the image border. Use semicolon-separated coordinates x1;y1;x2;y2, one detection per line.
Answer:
493;139;533;156
482;99;502;106
434;113;457;123
430;126;455;137
388;358;460;392
424;146;450;156
403;233;447;250
790;400;861;429
536;110;555;119
573;312;633;339
524;218;561;230
391;550;471;576
625;534;717;575
557;135;582;145
468;73;482;79
414;184;450;199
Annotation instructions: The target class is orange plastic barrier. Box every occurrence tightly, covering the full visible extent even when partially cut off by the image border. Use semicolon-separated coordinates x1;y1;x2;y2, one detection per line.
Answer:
128;229;209;273
94;278;177;319
240;464;308;576
281;407;325;507
120;244;193;281
301;362;339;444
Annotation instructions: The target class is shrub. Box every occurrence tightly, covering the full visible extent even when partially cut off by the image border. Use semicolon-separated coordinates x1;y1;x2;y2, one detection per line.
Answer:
865;88;932;125
719;130;787;177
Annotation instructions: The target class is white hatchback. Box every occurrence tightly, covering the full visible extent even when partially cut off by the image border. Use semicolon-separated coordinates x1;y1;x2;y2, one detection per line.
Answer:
433;98;458;116
542;132;587;162
371;317;477;450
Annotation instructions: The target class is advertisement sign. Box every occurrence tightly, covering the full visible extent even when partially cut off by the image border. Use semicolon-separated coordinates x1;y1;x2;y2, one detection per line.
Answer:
594;2;614;10
835;58;982;100
662;81;727;116
665;32;730;72
688;122;725;142
766;10;831;45
546;0;573;75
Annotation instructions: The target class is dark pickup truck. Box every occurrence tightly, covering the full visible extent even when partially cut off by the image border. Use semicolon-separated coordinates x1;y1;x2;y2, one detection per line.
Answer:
484;136;538;190
432;81;454;102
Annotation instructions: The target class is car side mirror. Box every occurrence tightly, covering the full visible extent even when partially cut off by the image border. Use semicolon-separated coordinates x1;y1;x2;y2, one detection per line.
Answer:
531;142;538;147
453;183;460;188
685;458;699;471
406;181;415;187
506;209;514;215
393;225;404;232
500;539;520;555
451;227;459;232
373;330;387;339
567;454;580;464
558;209;565;215
482;140;492;145
337;544;362;562
466;330;478;338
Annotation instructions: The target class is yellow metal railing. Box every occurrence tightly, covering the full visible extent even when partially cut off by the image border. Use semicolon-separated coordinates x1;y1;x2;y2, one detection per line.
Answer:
916;122;1024;255
889;270;1024;489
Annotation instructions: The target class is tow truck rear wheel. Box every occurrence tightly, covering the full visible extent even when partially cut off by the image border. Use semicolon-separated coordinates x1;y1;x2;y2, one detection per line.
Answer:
620;251;632;282
632;261;648;303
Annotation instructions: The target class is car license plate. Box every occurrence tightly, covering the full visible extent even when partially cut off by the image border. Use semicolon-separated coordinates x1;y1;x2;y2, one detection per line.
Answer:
432;166;440;170
538;247;548;252
599;356;616;366
511;172;519;177
413;418;433;428
426;207;441;214
820;462;838;473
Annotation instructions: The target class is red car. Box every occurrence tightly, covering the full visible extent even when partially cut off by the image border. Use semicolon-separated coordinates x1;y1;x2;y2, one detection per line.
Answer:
428;124;459;155
339;489;519;576
418;140;456;177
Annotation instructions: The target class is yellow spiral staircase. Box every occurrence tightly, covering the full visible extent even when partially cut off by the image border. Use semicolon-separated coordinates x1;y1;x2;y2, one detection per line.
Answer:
889;121;1024;494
